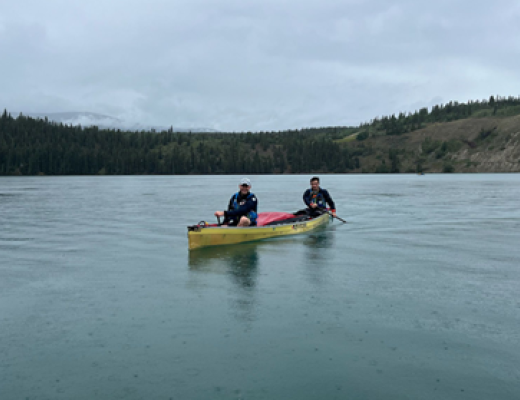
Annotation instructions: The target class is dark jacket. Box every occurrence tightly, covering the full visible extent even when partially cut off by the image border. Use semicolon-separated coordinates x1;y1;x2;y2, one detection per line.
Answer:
303;188;336;211
224;191;258;225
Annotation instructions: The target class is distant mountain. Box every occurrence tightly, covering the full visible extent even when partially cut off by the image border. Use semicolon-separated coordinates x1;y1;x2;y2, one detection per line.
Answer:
20;111;219;133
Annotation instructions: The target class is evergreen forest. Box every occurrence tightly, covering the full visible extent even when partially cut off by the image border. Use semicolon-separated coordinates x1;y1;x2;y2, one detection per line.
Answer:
1;95;520;175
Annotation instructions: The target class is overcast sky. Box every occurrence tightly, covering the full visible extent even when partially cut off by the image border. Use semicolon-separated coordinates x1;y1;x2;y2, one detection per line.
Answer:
1;0;519;131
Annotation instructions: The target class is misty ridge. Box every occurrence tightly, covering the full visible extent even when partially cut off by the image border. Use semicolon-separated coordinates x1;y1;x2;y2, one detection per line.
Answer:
19;111;219;133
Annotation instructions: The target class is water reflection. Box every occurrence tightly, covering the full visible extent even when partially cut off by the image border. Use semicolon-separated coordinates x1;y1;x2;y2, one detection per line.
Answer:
188;242;260;287
303;227;335;253
302;226;336;286
189;243;261;322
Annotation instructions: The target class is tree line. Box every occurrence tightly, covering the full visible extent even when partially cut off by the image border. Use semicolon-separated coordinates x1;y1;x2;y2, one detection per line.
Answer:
0;110;361;175
1;95;519;175
360;95;520;137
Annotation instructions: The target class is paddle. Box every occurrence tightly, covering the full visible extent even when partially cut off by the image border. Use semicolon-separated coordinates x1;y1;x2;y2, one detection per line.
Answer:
326;210;347;223
217;216;222;226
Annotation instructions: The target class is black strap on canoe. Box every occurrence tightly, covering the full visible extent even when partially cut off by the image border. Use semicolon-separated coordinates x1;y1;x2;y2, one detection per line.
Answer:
188;221;209;231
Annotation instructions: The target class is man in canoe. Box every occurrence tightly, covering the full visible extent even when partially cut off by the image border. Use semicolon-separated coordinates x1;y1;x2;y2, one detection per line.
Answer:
214;178;258;226
303;176;336;217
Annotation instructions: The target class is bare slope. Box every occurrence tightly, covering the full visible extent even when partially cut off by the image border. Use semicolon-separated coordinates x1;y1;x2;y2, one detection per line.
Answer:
346;116;520;173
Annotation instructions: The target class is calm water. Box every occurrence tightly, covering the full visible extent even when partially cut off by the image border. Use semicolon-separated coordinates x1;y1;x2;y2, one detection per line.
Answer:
1;174;519;400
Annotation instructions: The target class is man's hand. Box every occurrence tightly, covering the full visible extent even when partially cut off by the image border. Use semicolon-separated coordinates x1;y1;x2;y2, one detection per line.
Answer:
310;203;317;209
332;211;337;217
214;211;225;217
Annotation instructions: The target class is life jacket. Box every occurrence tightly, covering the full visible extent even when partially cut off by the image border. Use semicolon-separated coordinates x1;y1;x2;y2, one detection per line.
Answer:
310;190;327;209
232;192;258;224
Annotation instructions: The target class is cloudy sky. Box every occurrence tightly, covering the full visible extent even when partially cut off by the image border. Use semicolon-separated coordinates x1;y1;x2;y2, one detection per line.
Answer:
1;0;519;131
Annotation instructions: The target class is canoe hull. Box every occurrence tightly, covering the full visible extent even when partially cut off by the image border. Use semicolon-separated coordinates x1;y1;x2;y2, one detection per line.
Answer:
188;213;331;250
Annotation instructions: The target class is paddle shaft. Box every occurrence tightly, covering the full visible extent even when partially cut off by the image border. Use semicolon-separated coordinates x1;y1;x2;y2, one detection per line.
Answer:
326;210;347;223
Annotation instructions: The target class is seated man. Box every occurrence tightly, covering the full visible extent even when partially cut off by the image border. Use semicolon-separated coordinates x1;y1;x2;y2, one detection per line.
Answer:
215;178;258;226
303;176;336;217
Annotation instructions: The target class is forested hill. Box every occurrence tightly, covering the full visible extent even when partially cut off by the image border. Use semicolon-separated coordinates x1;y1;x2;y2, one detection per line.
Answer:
1;96;520;175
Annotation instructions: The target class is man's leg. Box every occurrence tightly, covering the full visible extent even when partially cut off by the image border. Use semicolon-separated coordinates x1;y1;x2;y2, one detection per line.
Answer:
223;217;237;226
308;208;324;217
238;216;251;227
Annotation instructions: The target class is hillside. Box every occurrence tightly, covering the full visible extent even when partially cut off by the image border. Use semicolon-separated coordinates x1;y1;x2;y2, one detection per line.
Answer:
345;115;520;173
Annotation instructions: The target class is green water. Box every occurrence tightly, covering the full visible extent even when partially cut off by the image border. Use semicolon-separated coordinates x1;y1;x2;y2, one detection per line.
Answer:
1;175;519;399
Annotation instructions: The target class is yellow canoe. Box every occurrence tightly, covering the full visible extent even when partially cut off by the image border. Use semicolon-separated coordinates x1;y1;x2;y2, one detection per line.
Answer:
188;212;332;250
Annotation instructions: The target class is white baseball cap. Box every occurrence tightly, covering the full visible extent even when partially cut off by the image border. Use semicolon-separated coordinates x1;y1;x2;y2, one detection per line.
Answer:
239;177;251;186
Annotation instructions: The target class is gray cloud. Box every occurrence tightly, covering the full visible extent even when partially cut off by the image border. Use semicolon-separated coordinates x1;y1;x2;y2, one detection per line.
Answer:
1;0;519;131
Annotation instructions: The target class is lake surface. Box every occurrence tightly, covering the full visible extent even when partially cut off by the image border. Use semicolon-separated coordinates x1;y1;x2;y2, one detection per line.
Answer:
1;174;519;400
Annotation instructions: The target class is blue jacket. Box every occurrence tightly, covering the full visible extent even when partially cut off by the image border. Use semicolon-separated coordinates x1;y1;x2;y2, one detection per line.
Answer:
225;191;258;224
303;188;336;211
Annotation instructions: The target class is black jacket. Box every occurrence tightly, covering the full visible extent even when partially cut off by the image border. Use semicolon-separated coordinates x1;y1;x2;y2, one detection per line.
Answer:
303;188;336;211
225;191;258;219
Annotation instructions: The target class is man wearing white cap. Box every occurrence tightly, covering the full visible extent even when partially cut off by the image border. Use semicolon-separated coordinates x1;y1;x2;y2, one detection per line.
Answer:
215;178;258;226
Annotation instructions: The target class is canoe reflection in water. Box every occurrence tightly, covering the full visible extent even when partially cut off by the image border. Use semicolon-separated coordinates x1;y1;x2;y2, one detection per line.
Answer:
303;226;336;256
189;242;261;322
189;242;260;288
302;227;337;286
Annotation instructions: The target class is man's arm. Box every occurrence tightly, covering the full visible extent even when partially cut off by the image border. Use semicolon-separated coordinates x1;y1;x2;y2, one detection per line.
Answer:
323;190;336;212
303;189;312;207
215;195;236;218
